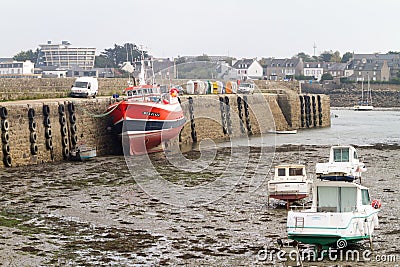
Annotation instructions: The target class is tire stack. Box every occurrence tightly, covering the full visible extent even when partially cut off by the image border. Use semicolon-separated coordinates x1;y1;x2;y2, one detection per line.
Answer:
312;96;317;127
224;96;232;135
236;96;246;134
219;97;227;135
43;105;53;156
59;104;69;159
28;108;38;156
299;95;305;128
1;107;11;167
304;95;310;128
188;97;197;143
67;103;78;151
243;95;252;135
317;95;323;126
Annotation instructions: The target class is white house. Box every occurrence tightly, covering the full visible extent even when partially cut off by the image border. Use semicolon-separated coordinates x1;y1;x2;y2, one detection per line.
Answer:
232;58;263;80
0;60;35;77
303;62;324;81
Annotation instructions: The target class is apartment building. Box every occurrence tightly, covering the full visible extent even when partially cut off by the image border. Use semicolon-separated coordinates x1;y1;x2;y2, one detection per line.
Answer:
37;41;96;70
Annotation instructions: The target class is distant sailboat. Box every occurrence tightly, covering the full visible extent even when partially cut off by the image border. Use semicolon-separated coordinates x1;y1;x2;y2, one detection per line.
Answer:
354;75;373;111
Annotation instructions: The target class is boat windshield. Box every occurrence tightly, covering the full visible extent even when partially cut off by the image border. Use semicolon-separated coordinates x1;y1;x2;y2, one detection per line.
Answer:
333;148;349;162
317;186;357;212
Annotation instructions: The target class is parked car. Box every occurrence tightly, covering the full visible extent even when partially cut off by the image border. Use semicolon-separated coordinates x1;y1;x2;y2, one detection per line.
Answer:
238;82;254;94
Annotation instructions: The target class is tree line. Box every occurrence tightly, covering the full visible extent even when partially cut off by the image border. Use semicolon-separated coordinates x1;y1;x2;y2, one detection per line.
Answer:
296;51;353;63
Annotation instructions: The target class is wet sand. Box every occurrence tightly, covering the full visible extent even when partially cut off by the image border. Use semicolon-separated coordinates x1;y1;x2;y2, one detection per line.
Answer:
0;144;399;266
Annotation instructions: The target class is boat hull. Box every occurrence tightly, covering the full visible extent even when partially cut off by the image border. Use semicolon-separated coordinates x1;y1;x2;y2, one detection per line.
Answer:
268;181;312;201
287;210;379;247
269;193;308;201
121;123;184;155
287;233;370;247
109;100;185;155
353;105;373;111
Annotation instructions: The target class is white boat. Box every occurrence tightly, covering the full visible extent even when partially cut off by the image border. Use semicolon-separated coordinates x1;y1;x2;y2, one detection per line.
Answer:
315;145;366;181
268;164;312;209
354;76;373;111
70;145;96;161
276;130;297;134
354;105;373;111
287;146;380;249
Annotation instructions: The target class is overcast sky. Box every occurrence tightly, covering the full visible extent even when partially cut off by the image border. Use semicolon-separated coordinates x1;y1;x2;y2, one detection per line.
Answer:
2;0;399;59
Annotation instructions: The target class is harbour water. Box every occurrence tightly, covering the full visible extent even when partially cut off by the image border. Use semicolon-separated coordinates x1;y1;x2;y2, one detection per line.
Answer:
237;108;400;147
0;109;399;266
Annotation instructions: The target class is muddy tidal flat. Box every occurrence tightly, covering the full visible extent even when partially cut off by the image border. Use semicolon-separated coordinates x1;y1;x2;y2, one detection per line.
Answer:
0;144;399;266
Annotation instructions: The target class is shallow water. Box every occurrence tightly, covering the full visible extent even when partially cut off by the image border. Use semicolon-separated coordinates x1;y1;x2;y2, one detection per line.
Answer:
228;109;400;147
0;109;399;266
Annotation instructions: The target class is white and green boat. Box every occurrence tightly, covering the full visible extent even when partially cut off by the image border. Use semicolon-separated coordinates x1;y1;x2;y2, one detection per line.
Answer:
287;146;380;249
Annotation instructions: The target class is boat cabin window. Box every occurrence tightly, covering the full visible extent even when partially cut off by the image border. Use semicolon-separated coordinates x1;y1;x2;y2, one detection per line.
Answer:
317;186;357;212
127;90;139;96
289;167;303;176
277;168;286;176
361;189;370;205
354;151;358;159
333;148;350;162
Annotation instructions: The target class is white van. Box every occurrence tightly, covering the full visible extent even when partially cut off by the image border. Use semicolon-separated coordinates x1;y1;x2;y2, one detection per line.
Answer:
70;77;98;98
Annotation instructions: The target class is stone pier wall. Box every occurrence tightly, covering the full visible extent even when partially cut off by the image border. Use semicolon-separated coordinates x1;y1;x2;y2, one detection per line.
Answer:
0;98;119;168
0;93;329;168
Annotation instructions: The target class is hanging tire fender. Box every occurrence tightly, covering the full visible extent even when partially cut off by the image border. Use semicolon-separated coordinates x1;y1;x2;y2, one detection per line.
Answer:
67;103;75;113
42;105;50;116
30;132;37;143
61;125;68;136
43;116;51;127
69;113;76;124
58;104;65;115
2;143;10;155
30;143;38;155
45;127;52;139
28;108;35;119
1;132;9;143
62;136;68;147
29;120;37;132
70;124;77;134
1;119;9;131
62;146;70;158
45;138;53;150
0;107;8;119
59;116;66;126
3;154;12;167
